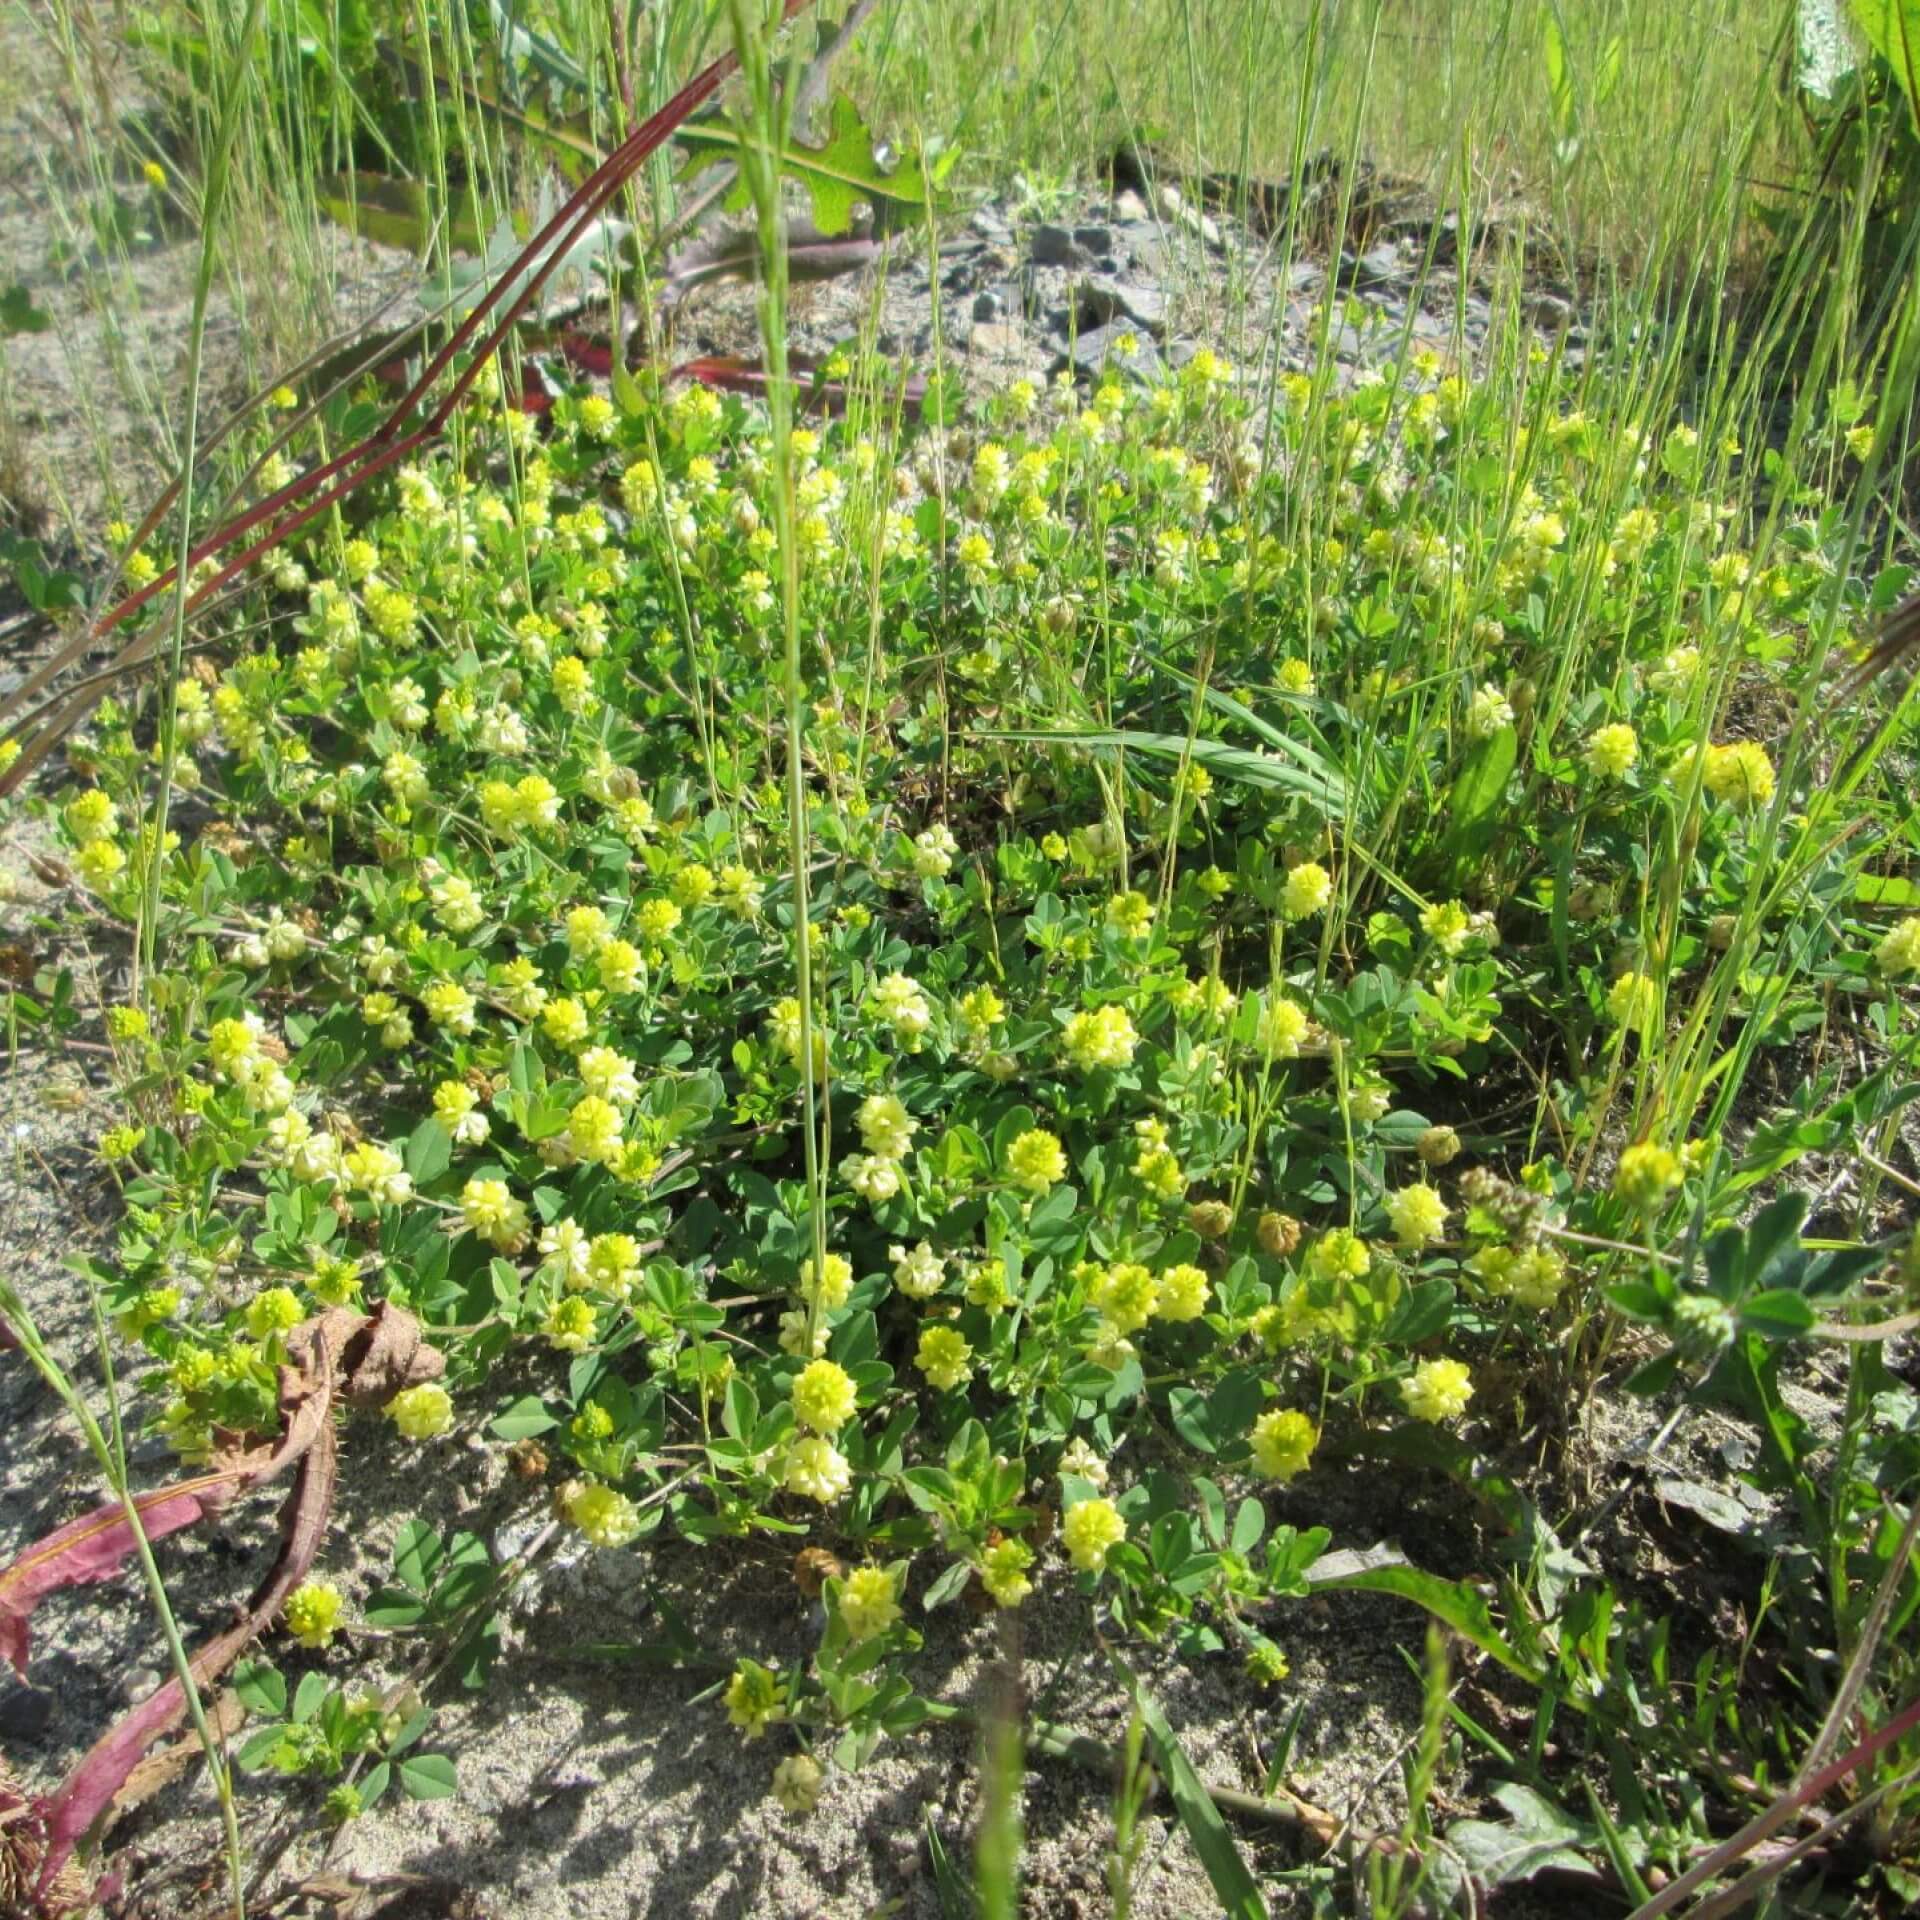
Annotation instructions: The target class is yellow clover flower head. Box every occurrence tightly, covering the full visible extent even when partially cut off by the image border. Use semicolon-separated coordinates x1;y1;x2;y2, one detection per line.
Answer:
1282;860;1333;919
1249;1409;1318;1482
784;1435;852;1504
1309;1228;1371;1282
1384;1183;1449;1249
386;1382;453;1440
1606;970;1659;1029
1060;1496;1128;1574
723;1658;786;1739
1701;741;1776;810
915;1324;973;1391
283;1580;345;1650
1585;723;1639;780
979;1538;1034;1608
1400;1357;1474;1424
1614;1140;1684;1209
1876;917;1920;977
563;1480;642;1547
835;1566;901;1642
791;1358;857;1434
1007;1127;1067;1194
1063;1004;1139;1071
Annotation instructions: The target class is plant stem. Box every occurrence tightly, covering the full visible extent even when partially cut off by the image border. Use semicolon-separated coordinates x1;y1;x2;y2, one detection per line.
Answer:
1;1282;248;1919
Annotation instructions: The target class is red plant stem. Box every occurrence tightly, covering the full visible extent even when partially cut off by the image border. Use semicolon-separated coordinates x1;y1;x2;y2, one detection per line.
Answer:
1625;1689;1920;1920
86;0;814;646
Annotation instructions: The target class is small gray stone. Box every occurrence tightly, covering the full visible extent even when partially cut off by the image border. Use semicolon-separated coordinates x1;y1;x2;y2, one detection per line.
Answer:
0;1685;53;1743
1058;321;1162;381
972;289;1005;321
1074;276;1168;336
1350;242;1404;290
1029;223;1090;268
1525;290;1575;330
1072;225;1113;256
968;321;1028;358
1110;189;1151;223
1154;183;1220;247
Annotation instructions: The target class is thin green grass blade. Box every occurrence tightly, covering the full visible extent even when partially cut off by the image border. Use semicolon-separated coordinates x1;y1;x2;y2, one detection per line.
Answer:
1112;1657;1268;1920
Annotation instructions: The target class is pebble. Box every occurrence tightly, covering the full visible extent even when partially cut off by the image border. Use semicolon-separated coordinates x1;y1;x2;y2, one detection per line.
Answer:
967;321;1029;358
1029;223;1092;270
1074;276;1168;336
1154;182;1221;247
1349;241;1405;290
0;1684;54;1742
1058;321;1162;382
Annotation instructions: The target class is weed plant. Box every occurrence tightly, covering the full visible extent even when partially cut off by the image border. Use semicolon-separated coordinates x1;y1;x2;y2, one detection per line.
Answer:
8;0;1920;1914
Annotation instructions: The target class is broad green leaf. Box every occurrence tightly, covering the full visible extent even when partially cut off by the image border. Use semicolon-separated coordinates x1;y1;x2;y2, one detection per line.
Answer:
1308;1558;1548;1686
391;1518;447;1597
1443;724;1517;870
315;172;493;256
1448;1781;1603;1887
0;283;50;335
1852;1;1920;122
232;1658;285;1719
292;1671;328;1725
1739;1288;1818;1338
675;94;946;236
404;1118;452;1185
489;1395;557;1440
398;1751;460;1800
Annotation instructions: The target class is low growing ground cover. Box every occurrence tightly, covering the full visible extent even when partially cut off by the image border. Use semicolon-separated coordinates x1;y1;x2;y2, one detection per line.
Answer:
6;256;1920;1915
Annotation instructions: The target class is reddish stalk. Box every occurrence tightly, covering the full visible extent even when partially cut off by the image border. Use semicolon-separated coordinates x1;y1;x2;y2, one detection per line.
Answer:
0;0;815;797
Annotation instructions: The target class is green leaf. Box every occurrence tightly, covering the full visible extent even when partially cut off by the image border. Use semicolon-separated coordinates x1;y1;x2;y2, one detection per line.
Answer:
1169;1386;1216;1455
1540;7;1574;135
922;1558;975;1611
674;94;945;236
316;171;493;255
236;1726;288;1772
1851;1;1920;126
398;1751;460;1800
1113;1660;1268;1920
1230;1498;1266;1556
490;1394;558;1440
1379;1277;1455;1346
0;283;51;335
391;1519;447;1598
987;728;1347;813
1449;1781;1603;1887
232;1658;286;1719
361;1588;429;1628
404;1118;452;1185
1738;1288;1818;1339
1443;724;1517;872
1308;1557;1548;1686
0;532;84;613
292;1671;329;1725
